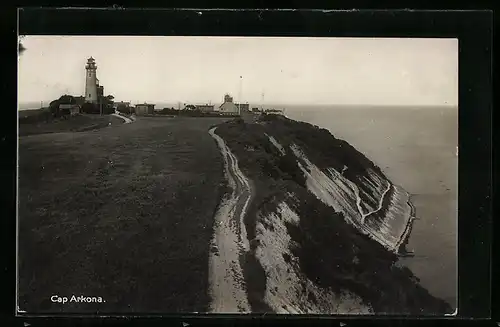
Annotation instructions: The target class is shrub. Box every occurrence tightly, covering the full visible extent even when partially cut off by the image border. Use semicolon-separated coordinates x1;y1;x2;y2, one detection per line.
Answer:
81;102;99;114
277;152;306;187
160;108;178;115
117;104;131;115
258;113;281;122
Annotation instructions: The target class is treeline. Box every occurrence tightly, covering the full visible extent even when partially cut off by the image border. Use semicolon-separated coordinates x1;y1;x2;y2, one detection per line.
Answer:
47;94;116;117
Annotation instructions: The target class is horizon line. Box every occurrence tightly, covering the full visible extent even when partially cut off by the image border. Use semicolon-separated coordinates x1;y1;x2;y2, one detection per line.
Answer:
18;101;458;110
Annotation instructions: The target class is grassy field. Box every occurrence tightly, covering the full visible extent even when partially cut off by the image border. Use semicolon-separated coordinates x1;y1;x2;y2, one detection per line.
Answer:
18;108;49;118
19;113;125;136
18;117;231;313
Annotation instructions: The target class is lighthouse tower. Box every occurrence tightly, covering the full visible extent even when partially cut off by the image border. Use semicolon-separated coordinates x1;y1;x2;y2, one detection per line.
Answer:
85;57;98;103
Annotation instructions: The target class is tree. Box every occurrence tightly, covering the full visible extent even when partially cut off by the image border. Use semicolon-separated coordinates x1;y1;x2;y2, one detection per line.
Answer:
59;94;76;105
117;103;131;114
49;94;76;117
82;102;99;114
98;94;115;115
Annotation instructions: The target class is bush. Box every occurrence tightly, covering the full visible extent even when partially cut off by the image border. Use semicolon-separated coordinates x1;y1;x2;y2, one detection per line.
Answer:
59;108;71;118
117;104;131;115
81;102;99;114
258;113;282;122
277;152;306;186
159;108;178;116
49;104;60;117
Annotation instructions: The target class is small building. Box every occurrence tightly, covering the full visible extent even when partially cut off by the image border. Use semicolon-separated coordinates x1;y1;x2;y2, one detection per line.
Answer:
135;103;155;115
218;94;239;115
114;101;131;109
59;104;80;116
196;104;214;112
97;81;104;98
235;103;250;113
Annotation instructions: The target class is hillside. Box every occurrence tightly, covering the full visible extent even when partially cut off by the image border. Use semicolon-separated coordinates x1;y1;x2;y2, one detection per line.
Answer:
212;114;452;315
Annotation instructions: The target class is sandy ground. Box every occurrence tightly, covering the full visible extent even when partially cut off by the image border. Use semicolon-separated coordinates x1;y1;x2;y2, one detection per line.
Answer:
207;127;252;313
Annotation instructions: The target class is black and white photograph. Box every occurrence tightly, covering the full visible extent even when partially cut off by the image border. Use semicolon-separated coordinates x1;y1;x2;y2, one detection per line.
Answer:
17;35;458;315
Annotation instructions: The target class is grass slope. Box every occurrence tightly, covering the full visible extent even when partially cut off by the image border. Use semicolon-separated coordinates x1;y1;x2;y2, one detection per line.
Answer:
19;113;122;136
18;117;230;313
215;115;452;314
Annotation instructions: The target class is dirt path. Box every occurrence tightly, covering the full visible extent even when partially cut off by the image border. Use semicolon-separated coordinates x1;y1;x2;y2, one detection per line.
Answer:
111;113;133;124
208;127;252;313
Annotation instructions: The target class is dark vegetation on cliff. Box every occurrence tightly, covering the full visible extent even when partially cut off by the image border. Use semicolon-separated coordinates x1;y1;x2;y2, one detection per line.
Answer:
258;114;385;178
215;115;452;314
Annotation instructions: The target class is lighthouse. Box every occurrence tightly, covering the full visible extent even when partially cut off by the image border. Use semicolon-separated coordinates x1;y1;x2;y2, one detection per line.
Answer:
85;57;98;103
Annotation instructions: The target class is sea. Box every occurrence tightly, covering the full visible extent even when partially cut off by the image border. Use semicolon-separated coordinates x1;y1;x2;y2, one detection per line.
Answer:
283;104;458;309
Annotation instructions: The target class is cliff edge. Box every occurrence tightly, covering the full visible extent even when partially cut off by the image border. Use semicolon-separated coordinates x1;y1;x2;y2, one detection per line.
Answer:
209;114;452;315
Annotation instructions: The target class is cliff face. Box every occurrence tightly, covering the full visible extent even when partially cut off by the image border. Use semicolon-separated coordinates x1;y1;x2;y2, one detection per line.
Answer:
212;115;452;315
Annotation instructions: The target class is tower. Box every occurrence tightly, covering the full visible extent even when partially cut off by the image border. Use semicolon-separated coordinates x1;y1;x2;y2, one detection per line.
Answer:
85;57;98;103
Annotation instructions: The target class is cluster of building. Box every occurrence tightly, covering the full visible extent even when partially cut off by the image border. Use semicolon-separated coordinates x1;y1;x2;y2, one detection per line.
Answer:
118;94;251;116
216;94;249;115
69;57;281;117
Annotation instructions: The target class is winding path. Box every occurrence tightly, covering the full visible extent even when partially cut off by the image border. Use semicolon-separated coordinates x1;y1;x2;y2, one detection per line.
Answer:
208;127;252;313
326;167;391;225
358;182;392;224
111;113;133;124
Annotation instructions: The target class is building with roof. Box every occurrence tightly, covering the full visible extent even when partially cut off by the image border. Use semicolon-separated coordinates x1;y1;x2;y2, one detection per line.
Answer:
235;103;250;113
196;104;215;112
114;101;131;109
59;104;81;116
135;103;155;115
218;94;239;115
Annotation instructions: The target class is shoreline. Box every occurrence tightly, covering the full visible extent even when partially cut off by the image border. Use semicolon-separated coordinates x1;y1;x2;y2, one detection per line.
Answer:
395;189;417;255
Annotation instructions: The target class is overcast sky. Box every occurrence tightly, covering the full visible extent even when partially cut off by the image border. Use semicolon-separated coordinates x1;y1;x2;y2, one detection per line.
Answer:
18;36;458;107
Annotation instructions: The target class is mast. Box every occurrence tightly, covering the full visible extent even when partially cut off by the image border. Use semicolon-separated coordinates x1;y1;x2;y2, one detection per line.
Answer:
261;90;265;111
239;76;242;115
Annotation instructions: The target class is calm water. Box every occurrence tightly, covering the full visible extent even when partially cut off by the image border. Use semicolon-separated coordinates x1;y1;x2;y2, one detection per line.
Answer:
285;105;458;309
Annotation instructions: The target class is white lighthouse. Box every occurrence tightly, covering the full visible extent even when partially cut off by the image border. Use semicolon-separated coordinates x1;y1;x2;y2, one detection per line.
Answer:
85;57;98;103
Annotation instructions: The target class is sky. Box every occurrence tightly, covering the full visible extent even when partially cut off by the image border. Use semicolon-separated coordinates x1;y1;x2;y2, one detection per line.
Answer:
18;36;458;107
